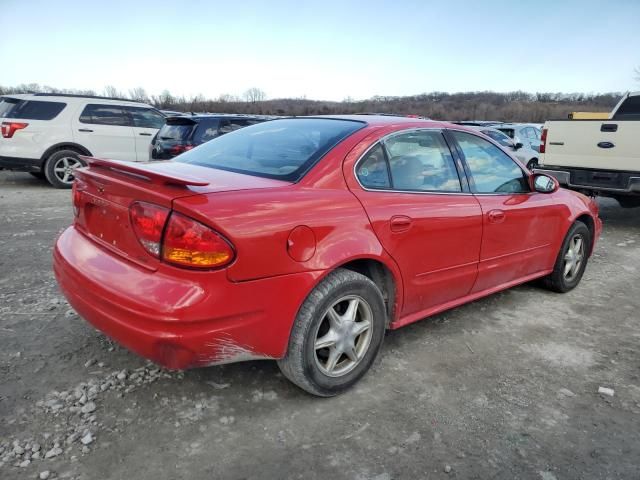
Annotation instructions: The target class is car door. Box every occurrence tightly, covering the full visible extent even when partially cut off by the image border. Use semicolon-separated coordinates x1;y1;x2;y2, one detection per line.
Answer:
73;104;136;161
447;130;563;292
350;130;483;318
124;107;166;161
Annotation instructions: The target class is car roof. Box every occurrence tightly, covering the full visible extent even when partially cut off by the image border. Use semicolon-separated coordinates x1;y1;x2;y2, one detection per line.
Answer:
300;114;450;128
0;93;152;108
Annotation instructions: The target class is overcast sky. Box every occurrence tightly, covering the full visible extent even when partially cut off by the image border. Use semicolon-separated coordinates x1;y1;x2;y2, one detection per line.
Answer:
1;0;639;101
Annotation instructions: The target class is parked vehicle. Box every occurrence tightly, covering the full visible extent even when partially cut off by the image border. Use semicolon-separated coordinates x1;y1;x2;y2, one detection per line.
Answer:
54;115;601;396
537;91;640;208
493;123;541;169
150;114;273;160
0;93;166;188
466;125;527;159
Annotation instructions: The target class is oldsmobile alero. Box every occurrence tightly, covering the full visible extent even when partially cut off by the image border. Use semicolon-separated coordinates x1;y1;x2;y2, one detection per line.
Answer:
53;116;601;396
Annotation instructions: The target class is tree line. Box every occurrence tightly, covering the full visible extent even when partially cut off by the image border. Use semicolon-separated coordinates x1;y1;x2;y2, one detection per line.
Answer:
0;83;623;122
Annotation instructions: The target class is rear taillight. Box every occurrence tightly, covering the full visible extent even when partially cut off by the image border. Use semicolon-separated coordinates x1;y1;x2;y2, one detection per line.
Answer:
130;202;170;257
170;144;194;155
72;183;82;217
162;212;234;269
1;122;28;138
539;128;547;154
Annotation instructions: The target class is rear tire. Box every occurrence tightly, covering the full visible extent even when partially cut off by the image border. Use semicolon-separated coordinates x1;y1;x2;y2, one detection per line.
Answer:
542;221;591;293
44;149;85;189
278;269;387;397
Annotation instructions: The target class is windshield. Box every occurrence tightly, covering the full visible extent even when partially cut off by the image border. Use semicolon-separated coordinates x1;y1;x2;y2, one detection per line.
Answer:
177;118;365;181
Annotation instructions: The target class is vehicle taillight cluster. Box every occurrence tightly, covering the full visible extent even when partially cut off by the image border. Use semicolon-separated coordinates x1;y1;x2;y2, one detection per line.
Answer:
129;201;234;269
72;183;82;217
169;144;195;155
539;128;547;154
1;122;28;138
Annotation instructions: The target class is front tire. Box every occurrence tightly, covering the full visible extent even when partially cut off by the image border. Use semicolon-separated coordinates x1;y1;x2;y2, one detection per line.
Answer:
542;221;591;293
526;158;538;170
44;150;85;189
278;269;387;397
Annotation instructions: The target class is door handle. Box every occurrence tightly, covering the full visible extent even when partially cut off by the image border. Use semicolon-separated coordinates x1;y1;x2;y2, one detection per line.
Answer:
139;132;152;136
487;209;505;224
78;128;93;132
597;141;615;149
600;124;618;132
390;215;412;232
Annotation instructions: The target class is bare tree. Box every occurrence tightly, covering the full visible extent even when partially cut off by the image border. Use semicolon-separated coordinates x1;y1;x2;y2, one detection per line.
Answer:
243;88;266;103
103;85;123;98
128;87;149;103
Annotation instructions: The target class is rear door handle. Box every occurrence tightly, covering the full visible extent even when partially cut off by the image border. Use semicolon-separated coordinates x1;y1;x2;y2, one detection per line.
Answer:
597;141;615;149
600;124;618;132
487;209;505;224
78;128;93;132
390;215;412;232
139;133;152;136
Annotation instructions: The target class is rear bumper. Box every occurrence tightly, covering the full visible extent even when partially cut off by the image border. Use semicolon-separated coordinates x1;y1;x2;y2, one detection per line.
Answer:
536;167;640;196
53;226;322;369
0;155;41;171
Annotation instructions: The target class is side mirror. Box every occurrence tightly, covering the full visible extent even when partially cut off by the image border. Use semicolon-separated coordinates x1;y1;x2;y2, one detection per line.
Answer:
513;139;524;150
531;173;559;193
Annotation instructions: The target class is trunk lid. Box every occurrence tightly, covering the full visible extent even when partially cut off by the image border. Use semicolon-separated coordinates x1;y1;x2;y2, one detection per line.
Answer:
73;157;291;270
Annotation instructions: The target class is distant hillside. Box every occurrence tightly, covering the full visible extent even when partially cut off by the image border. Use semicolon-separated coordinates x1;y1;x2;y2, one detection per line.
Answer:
0;84;621;122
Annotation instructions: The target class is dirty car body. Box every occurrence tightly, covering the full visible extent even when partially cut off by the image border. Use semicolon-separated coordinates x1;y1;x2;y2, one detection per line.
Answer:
53;116;601;395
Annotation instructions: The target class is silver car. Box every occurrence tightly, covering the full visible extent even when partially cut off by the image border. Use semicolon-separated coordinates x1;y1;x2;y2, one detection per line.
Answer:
465;126;538;170
493;123;542;169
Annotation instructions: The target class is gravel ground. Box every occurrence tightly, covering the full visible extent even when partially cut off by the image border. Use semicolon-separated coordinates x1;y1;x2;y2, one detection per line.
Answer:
1;171;639;480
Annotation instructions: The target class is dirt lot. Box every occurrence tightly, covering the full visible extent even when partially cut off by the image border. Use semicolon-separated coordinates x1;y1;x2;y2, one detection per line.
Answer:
0;170;639;480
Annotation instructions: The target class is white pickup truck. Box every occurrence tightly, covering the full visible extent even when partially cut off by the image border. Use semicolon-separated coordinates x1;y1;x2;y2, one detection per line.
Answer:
537;91;640;208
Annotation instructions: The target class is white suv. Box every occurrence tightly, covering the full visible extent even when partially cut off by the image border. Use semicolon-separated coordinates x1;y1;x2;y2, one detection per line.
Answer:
0;94;166;188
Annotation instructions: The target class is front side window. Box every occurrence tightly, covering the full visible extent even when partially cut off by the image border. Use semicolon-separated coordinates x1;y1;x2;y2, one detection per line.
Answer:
79;104;129;126
497;128;515;139
356;144;390;189
384;131;461;192
5;100;66;120
125;107;165;129
177;118;364;181
451;130;529;194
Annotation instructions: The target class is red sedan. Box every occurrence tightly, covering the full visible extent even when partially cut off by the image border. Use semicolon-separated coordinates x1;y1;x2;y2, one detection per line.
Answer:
53;116;601;396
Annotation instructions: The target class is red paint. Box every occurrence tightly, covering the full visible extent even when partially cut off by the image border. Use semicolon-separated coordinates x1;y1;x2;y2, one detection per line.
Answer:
54;117;602;370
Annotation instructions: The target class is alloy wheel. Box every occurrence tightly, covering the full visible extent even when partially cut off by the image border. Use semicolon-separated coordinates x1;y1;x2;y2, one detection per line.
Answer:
563;234;585;281
313;295;373;377
53;156;82;185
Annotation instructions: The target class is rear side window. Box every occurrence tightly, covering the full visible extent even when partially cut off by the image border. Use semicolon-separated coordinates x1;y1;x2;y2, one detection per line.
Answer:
613;95;640;120
5;100;66;120
177;118;364;181
356;144;391;189
124;107;165;129
0;97;20;117
79;104;129;126
384;131;461;192
192;119;220;144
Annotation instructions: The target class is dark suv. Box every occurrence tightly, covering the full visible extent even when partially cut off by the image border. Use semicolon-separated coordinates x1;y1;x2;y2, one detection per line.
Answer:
149;114;274;160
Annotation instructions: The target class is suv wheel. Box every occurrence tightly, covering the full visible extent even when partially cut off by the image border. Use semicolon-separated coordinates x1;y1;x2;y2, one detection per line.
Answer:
44;150;85;189
278;269;386;397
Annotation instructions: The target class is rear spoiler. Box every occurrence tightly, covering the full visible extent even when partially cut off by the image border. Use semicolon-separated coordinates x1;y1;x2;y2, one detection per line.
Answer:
80;156;210;187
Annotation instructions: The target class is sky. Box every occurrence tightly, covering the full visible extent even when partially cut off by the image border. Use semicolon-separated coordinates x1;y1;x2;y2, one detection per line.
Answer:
1;0;639;101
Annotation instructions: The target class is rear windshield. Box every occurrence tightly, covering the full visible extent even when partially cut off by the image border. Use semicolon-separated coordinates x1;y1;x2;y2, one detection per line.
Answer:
613;95;640;120
3;100;66;120
157;122;196;141
0;97;20;117
176;118;365;181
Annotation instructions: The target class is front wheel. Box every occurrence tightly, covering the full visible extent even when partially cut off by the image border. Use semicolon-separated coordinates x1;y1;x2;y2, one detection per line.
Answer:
542;221;591;293
526;158;538;170
278;269;387;397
